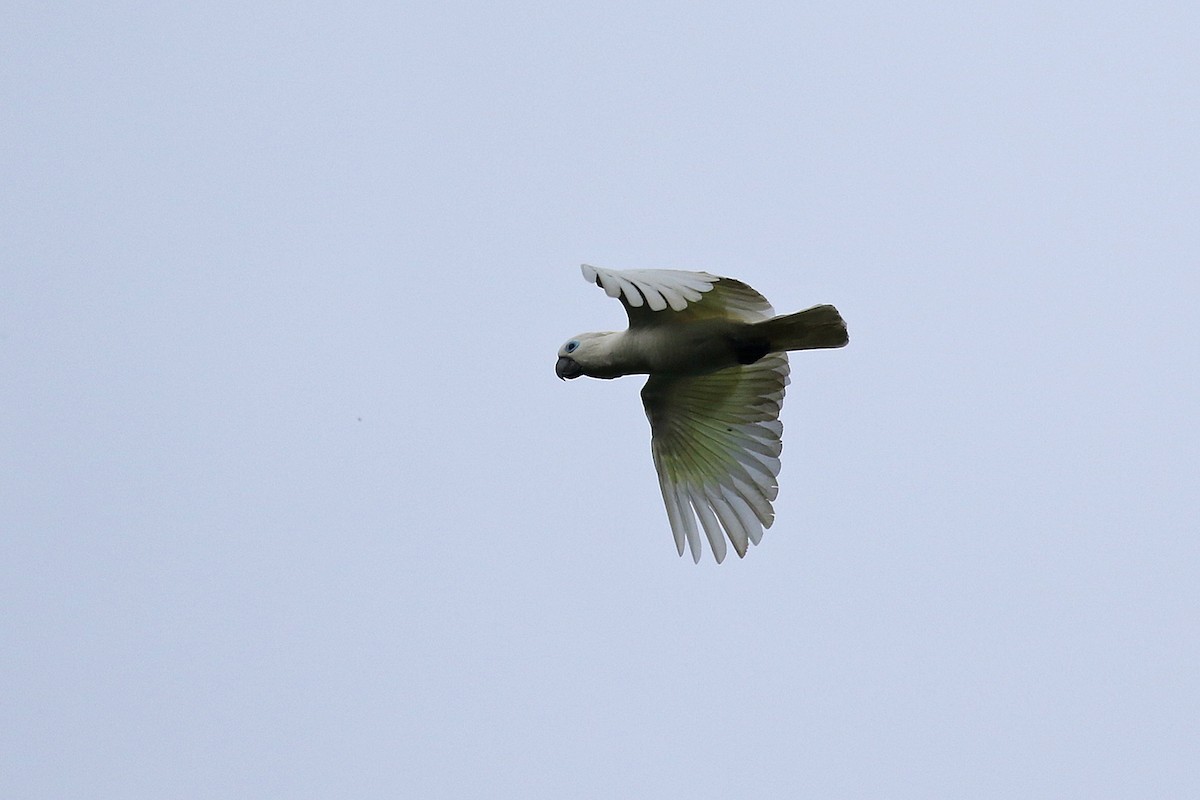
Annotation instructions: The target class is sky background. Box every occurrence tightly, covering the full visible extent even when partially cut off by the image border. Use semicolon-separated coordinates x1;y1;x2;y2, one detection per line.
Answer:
3;2;1198;797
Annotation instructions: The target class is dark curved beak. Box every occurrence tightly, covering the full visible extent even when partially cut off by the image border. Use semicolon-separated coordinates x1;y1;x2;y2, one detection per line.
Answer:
556;356;582;380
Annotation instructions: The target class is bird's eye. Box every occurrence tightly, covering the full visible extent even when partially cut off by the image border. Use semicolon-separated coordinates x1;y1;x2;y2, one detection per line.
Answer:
565;340;580;353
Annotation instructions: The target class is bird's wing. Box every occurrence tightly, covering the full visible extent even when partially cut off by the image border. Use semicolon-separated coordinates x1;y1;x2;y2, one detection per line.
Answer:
641;352;790;563
581;264;774;326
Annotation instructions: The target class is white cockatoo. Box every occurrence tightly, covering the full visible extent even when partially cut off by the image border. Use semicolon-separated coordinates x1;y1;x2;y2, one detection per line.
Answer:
556;264;848;563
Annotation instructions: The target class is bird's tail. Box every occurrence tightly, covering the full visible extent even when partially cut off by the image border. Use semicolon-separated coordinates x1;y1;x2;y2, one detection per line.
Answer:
754;304;849;351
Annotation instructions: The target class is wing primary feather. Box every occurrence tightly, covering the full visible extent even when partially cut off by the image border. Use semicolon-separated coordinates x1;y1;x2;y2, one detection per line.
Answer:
673;477;703;562
709;489;750;558
740;448;782;480
655;467;687;557
724;490;765;547
690;489;726;564
635;282;669;311
580;265;777;324
730;473;775;529
673;484;701;560
616;276;645;307
653;284;688;311
669;446;733;561
596;270;622;299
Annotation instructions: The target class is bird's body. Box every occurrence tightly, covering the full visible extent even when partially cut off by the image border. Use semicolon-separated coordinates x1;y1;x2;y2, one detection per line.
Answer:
556;265;847;563
562;320;750;378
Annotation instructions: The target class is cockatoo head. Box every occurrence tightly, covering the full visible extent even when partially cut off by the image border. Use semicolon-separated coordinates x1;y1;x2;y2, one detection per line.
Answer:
555;332;613;380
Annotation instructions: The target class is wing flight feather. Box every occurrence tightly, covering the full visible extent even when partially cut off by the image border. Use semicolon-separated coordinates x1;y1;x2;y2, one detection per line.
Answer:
581;264;774;324
641;352;791;563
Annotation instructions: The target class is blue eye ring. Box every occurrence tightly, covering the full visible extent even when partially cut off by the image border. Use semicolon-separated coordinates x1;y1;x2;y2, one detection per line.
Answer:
565;340;580;353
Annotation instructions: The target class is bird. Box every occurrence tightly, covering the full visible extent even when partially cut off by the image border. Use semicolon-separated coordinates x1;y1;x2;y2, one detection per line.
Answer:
556;264;848;563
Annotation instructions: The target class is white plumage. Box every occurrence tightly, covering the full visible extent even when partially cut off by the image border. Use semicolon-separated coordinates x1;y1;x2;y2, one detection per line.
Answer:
557;265;847;563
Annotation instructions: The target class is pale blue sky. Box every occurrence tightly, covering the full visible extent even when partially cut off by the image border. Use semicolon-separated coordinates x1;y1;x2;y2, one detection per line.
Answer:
3;2;1198;797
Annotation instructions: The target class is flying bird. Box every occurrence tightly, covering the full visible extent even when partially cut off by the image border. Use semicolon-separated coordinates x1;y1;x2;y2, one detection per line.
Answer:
556;264;848;563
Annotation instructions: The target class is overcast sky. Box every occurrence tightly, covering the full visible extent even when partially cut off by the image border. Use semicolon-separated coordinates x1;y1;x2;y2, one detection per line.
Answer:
3;2;1198;797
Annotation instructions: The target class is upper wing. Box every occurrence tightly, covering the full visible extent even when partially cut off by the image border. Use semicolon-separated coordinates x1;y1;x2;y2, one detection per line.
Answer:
641;352;791;563
581;264;775;326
